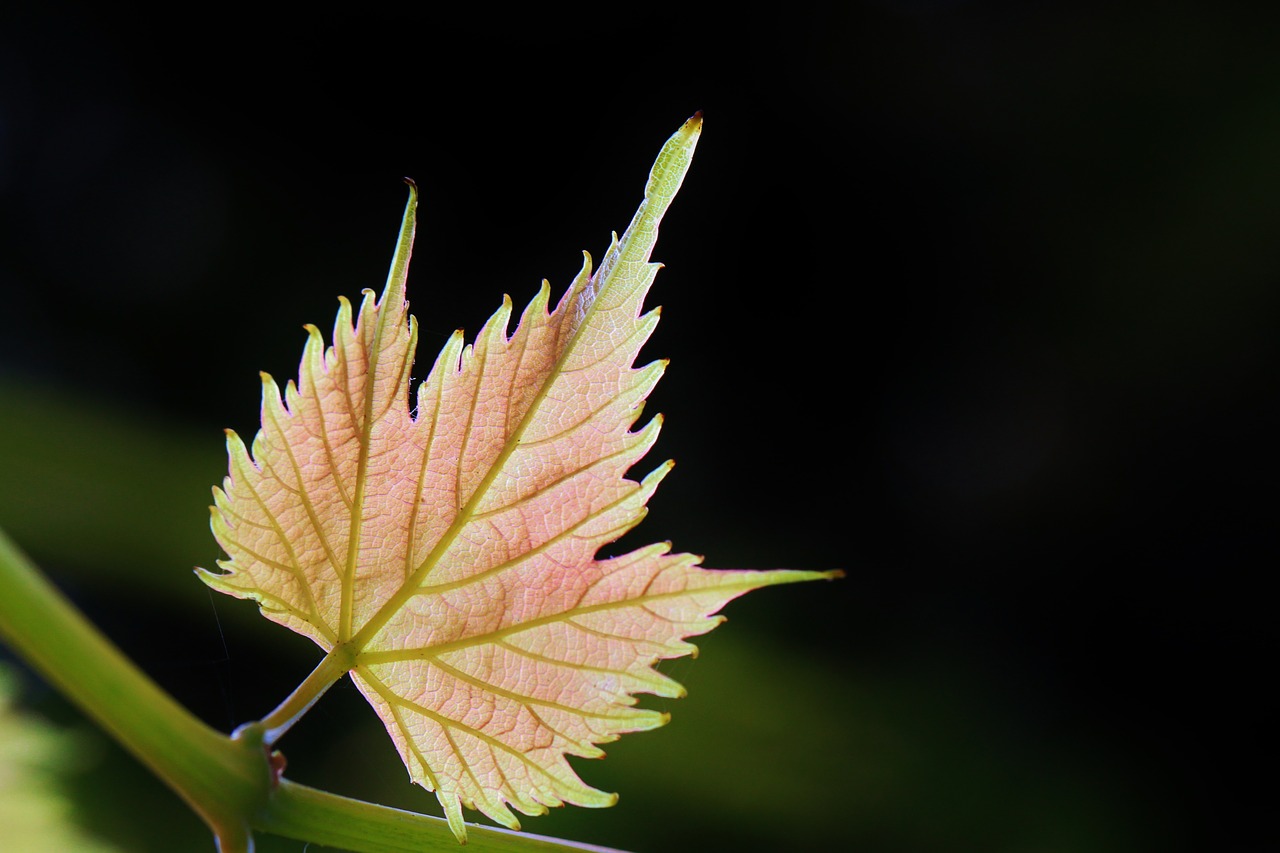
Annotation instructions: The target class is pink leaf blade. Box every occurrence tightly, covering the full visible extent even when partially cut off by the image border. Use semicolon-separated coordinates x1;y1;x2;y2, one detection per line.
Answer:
199;114;843;841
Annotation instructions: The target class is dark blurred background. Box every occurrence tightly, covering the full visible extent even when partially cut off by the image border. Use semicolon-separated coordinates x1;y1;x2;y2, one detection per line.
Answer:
1;2;1275;851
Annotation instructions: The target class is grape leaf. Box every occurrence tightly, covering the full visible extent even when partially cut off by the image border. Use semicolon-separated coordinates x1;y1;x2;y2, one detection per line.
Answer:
198;114;840;842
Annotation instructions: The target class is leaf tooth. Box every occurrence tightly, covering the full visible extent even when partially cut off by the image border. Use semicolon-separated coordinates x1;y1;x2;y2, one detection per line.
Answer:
330;294;357;361
557;251;595;326
440;792;467;844
487;741;553;817
477;293;515;352
569;743;606;760
355;286;381;331
300;321;326;370
193;563;234;591
517;279;553;328
632;666;686;699
257;369;289;436
638;457;675;495
282;378;303;414
223;428;254;480
416;328;467;408
475;781;522;832
207;501;238;549
572;234;617;324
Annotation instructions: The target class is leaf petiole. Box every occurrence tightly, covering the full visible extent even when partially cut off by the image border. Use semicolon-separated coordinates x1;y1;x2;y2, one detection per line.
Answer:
252;645;354;744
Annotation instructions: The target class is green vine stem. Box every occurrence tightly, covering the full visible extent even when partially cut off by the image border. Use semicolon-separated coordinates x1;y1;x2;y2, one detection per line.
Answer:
0;525;270;848
0;525;619;852
263;781;628;853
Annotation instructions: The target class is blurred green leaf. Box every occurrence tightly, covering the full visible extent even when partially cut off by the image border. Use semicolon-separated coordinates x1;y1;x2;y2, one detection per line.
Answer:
0;663;122;852
0;375;224;594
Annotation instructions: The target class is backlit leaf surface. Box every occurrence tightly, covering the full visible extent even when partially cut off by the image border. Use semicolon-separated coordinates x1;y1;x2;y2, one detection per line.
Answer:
199;116;838;840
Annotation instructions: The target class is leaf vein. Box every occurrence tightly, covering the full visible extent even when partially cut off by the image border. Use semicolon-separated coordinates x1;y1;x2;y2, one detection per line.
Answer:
262;401;348;590
470;439;643;523
495;638;635;679
404;366;447;582
414;478;646;597
303;336;354;511
425;654;639;723
365;670;566;790
229;463;326;628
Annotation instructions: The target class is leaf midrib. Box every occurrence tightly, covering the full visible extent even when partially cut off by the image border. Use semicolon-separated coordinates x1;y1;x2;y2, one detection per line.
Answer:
350;270;603;651
354;579;773;665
